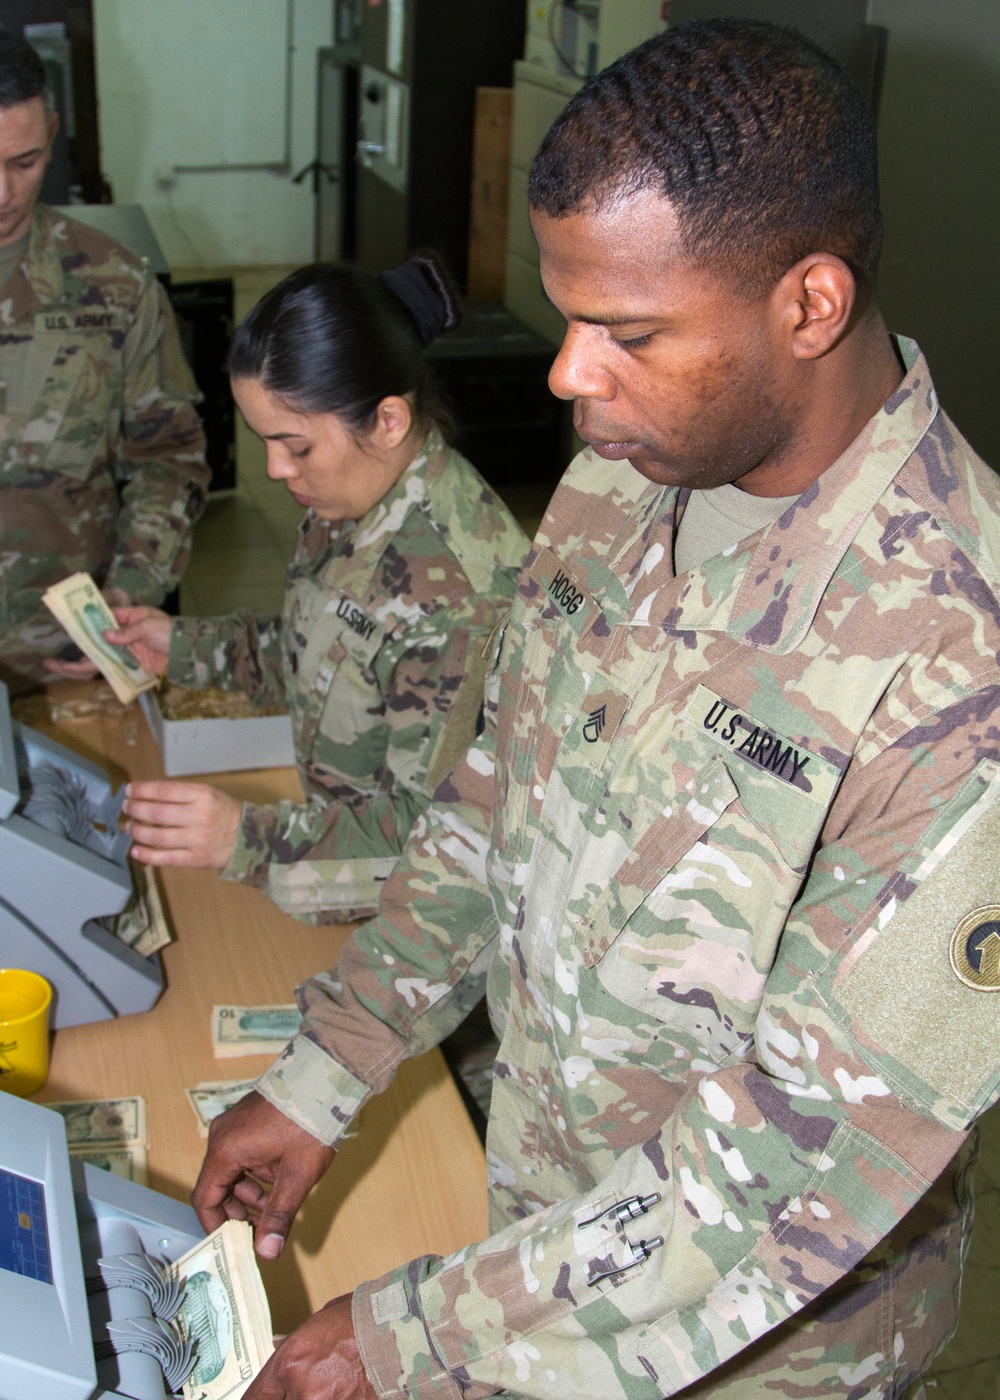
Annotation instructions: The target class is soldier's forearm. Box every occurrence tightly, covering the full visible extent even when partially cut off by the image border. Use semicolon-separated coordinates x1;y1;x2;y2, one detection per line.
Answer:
220;786;426;899
110;462;208;600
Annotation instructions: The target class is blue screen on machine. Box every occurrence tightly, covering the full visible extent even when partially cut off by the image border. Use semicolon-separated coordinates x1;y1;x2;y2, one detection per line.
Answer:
0;1166;52;1284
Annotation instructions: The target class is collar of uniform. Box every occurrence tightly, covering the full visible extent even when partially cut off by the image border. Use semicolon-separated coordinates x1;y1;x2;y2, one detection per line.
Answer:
658;336;936;654
0;205;65;326
315;426;445;598
539;340;936;652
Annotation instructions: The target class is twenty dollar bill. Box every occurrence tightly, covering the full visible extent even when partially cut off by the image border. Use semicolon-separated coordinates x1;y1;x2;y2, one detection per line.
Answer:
47;1096;149;1186
70;1144;148;1185
212;1004;299;1058
42;572;157;704
48;1095;147;1149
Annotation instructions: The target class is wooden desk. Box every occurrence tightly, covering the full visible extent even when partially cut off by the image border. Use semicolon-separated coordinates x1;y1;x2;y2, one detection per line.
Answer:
26;683;488;1334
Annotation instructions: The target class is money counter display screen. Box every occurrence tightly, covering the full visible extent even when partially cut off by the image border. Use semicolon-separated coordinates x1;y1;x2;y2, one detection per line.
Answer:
0;1167;52;1284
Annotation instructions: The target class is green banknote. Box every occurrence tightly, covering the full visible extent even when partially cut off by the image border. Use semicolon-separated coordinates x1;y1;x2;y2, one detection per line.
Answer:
211;1005;300;1059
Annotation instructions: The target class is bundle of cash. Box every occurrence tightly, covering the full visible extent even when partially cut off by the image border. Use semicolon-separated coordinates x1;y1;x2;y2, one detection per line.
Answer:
48;1095;149;1185
212;1004;300;1058
101;861;174;959
186;1079;259;1137
169;1220;274;1400
42;572;158;704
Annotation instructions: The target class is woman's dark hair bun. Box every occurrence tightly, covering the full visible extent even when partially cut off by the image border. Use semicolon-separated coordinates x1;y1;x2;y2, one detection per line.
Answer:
381;248;462;346
228;250;462;437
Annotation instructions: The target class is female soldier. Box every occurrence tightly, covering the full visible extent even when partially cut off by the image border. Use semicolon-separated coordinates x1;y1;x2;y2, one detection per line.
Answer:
112;253;527;924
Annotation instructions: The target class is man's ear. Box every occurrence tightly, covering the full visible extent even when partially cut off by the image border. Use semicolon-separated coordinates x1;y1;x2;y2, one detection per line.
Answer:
775;253;857;361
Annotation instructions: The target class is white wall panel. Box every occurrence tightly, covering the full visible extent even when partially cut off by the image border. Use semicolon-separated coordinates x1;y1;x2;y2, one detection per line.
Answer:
94;0;331;268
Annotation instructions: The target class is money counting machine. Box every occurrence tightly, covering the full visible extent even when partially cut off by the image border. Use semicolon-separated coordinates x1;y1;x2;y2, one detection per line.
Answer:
0;1092;204;1400
0;681;164;1028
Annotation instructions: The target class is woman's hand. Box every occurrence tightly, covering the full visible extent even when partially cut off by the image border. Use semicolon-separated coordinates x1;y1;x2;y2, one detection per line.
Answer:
123;781;243;869
105;604;173;676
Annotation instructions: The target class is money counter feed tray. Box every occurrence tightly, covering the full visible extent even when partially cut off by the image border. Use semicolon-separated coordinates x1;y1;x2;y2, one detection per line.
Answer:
0;681;164;1029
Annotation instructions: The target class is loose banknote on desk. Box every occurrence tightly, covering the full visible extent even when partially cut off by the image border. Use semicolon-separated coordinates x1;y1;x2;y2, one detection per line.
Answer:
47;1095;149;1185
186;1079;260;1137
212;1004;300;1058
42;572;158;704
170;1220;274;1400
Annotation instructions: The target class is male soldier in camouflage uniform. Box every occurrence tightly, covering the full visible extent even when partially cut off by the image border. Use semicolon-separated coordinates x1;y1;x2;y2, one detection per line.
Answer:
0;34;208;694
194;22;1000;1400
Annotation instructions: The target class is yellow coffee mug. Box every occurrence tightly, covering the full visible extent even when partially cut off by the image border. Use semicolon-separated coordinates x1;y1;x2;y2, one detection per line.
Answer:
0;969;53;1097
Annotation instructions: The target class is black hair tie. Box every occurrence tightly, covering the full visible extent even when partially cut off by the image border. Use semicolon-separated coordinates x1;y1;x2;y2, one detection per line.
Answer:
381;260;447;346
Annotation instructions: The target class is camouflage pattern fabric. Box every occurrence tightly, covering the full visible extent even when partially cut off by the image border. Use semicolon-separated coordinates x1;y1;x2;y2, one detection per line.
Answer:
0;205;209;695
255;339;1000;1398
168;429;526;924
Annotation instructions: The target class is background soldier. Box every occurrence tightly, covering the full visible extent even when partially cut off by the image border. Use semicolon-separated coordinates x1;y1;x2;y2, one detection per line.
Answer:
194;21;1000;1400
0;32;208;694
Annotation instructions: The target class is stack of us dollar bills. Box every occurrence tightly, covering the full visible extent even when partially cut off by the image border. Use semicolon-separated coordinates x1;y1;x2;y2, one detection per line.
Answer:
211;1004;300;1058
42;572;158;704
169;1220;274;1400
49;1096;149;1185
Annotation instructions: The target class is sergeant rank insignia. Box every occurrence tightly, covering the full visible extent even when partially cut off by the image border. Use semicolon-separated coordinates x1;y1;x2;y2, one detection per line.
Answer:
949;906;1000;991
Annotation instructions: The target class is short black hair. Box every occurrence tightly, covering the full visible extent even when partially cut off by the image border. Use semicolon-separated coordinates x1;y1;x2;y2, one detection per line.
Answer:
528;19;882;297
0;32;53;111
229;252;460;437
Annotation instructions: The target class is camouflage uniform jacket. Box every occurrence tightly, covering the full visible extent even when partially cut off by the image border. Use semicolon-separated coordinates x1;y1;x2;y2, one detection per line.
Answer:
258;340;1000;1397
0;205;209;693
167;430;527;923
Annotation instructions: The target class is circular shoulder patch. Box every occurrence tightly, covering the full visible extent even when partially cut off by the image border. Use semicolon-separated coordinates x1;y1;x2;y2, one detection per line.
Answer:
949;906;1000;990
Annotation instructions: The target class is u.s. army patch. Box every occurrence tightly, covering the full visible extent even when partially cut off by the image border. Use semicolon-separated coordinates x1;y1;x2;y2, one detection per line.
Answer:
35;308;125;335
949;906;1000;990
323;592;387;666
686;684;842;805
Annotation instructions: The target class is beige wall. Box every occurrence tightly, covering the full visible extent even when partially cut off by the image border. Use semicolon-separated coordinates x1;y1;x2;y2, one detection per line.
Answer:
869;0;1000;467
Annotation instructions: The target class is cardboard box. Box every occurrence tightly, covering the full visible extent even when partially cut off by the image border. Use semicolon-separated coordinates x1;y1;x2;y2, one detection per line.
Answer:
140;691;296;776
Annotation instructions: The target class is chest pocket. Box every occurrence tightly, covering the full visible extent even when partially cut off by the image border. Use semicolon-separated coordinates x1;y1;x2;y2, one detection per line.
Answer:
9;324;123;481
581;755;806;1066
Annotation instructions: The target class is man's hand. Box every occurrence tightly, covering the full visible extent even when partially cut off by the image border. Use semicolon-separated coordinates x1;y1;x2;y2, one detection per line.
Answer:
123;780;243;868
43;653;101;680
192;1091;336;1260
43;586;136;680
105;603;172;676
245;1294;377;1400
